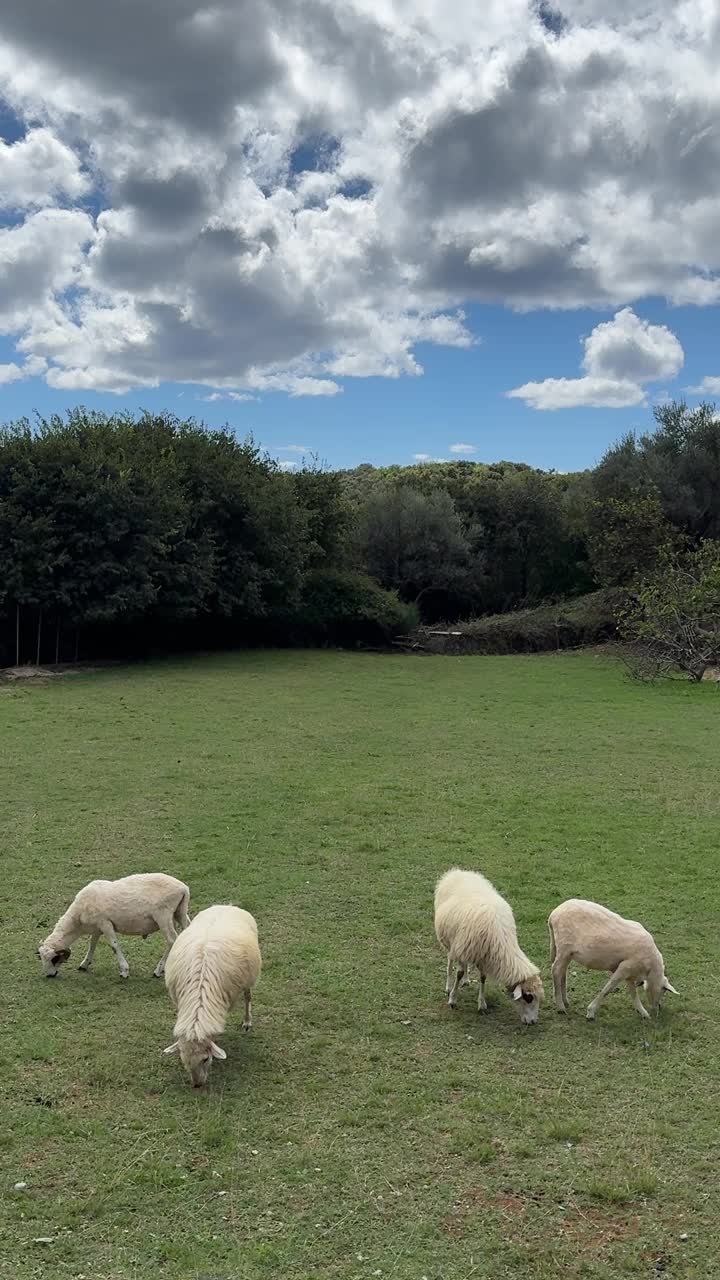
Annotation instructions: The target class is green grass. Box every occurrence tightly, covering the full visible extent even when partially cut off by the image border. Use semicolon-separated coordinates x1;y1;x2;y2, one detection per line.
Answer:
1;650;718;1279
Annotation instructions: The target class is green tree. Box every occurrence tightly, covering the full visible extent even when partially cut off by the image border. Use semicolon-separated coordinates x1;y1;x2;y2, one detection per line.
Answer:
358;484;475;611
619;540;720;680
586;490;678;588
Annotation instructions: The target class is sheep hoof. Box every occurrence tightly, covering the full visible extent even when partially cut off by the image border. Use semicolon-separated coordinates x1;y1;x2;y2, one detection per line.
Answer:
477;1003;488;1014
78;965;89;972
556;1006;568;1015
242;1021;252;1032
585;1009;596;1021
120;971;130;980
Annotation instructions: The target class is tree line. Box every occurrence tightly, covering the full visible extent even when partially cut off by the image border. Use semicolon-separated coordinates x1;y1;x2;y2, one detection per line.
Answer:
1;402;719;666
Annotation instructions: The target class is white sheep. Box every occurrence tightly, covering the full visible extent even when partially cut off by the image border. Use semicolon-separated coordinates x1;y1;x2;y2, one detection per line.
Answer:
163;904;261;1088
434;868;544;1024
548;898;679;1020
37;873;191;979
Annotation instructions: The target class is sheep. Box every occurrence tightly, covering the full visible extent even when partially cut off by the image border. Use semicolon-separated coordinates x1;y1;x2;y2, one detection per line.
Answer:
37;873;191;979
548;898;679;1020
163;904;261;1088
434;868;544;1024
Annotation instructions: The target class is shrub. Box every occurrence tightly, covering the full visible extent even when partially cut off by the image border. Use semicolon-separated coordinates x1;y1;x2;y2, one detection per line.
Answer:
618;540;720;680
292;569;418;647
415;592;615;655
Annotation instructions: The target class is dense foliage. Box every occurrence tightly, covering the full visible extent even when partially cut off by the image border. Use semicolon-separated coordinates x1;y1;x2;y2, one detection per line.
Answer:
1;401;720;664
618;541;720;680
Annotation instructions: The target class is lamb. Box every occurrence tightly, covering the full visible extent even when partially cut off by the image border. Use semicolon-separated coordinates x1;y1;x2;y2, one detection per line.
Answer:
434;868;544;1024
548;898;679;1020
163;904;261;1088
37;873;191;979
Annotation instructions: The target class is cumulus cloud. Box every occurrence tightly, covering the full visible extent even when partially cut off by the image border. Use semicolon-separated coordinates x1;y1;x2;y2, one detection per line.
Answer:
449;442;477;454
0;362;24;385
508;307;684;409
0;128;89;210
0;2;718;395
686;376;720;396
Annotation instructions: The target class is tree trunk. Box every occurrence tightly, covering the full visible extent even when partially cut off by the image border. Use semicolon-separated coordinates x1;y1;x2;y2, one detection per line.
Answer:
55;617;61;666
36;608;43;667
15;603;20;666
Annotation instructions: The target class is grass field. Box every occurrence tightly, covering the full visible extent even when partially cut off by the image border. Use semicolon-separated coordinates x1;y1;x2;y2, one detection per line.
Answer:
1;650;719;1279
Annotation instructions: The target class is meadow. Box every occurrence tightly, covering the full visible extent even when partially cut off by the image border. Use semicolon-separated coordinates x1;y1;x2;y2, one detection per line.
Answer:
1;650;718;1280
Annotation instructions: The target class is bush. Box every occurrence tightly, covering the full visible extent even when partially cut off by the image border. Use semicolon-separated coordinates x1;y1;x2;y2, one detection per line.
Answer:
292;569;419;647
415;592;616;655
618;540;720;680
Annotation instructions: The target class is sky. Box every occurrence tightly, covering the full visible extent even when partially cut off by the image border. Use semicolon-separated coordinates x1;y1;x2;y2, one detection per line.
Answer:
1;0;720;474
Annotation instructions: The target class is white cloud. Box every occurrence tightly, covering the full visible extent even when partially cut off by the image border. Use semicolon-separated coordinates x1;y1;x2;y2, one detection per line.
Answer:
0;362;24;385
449;442;477;454
0;128;89;210
581;309;683;384
413;453;446;462
686;376;720;396
508;375;645;410
0;3;718;395
0;209;95;333
279;444;310;453
277;459;298;471
508;307;684;409
0;355;48;385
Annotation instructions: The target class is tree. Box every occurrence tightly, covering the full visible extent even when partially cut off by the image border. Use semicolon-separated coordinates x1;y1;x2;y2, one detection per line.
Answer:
586;490;678;588
358;484;475;613
592;401;720;545
618;540;720;680
290;464;353;569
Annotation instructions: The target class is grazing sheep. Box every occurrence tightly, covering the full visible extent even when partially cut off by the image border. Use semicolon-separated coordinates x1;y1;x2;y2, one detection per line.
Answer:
548;898;679;1020
163;904;261;1088
434;868;544;1024
37;873;191;979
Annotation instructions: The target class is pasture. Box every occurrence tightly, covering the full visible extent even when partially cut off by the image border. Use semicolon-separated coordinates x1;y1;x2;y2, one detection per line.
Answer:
1;650;718;1279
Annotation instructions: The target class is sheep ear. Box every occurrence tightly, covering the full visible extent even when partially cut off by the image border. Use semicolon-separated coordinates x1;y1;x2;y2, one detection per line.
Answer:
163;1041;179;1055
209;1042;227;1060
663;978;679;995
512;984;523;1001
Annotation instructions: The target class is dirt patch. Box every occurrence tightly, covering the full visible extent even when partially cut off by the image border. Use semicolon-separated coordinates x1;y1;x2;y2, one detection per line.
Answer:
1;665;54;681
558;1205;640;1253
1;663;103;682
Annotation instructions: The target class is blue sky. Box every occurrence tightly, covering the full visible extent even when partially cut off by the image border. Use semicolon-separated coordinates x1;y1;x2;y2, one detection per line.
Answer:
2;2;720;475
3;298;716;473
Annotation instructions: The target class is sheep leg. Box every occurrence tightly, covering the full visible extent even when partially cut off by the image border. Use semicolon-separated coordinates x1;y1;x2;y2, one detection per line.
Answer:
448;963;465;1008
477;973;488;1012
626;980;651;1019
78;932;100;971
586;964;628;1020
445;954;454;994
242;989;253;1031
152;916;178;978
174;894;191;931
552;956;569;1013
100;922;130;979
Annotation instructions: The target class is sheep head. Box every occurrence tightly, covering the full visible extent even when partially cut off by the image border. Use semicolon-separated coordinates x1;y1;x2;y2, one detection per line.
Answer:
164;1037;227;1087
37;941;71;977
510;973;544;1024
